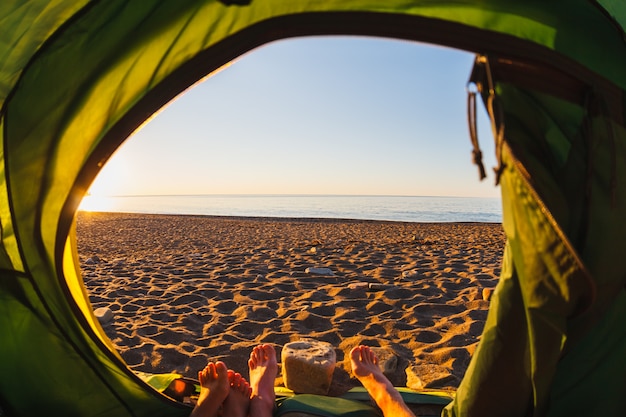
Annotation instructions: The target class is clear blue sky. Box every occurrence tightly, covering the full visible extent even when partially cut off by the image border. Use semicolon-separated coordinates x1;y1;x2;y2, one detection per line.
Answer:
89;36;499;198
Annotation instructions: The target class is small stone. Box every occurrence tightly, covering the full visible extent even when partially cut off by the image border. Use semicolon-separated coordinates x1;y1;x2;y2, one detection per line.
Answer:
482;287;494;301
405;363;458;390
282;339;336;395
370;347;397;375
367;283;386;291
94;307;114;325
84;255;101;265
347;282;369;290
309;247;317;253
305;267;334;276
402;270;419;279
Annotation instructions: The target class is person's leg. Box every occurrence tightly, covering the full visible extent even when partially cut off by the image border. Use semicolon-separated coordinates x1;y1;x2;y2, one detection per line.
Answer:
350;345;416;417
190;361;230;417
248;344;278;417
221;370;252;417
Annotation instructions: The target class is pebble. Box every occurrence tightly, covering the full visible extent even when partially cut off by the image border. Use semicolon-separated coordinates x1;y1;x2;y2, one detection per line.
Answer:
305;267;334;276
402;270;419;279
94;307;114;325
405;363;456;390
370;347;398;374
347;282;369;290
84;255;101;265
367;283;386;291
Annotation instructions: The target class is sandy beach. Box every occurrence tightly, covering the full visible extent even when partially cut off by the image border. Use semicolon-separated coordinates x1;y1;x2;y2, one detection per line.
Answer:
77;212;504;396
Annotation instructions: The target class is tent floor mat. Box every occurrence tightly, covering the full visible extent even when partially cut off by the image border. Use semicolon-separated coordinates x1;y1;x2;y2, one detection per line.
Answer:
275;387;453;417
159;376;453;416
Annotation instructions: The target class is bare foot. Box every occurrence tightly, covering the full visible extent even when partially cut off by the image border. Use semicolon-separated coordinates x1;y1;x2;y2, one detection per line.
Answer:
190;361;230;417
222;370;251;417
248;344;278;417
350;345;415;417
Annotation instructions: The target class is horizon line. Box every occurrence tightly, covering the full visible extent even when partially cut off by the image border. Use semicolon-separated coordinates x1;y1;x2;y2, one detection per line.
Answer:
85;193;500;199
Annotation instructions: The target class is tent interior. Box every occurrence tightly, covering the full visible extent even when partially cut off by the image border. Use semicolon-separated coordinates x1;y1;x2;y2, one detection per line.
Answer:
1;2;626;416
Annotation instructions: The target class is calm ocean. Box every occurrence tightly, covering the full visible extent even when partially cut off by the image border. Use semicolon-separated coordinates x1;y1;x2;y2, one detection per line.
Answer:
80;195;502;223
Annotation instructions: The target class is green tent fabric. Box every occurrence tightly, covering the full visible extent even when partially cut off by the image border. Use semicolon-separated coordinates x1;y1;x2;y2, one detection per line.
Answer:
1;1;625;416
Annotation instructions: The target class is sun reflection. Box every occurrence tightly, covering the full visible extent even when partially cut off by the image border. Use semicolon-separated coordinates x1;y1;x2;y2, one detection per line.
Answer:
78;148;132;212
79;194;118;212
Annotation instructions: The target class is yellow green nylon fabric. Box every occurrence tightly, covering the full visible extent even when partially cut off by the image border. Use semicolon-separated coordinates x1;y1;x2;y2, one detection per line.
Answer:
0;119;17;270
1;1;626;416
597;0;626;32
444;79;626;415
135;372;185;393
548;289;626;415
0;1;90;101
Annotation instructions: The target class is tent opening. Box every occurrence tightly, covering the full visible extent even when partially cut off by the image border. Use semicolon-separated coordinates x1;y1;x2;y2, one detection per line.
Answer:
76;36;503;406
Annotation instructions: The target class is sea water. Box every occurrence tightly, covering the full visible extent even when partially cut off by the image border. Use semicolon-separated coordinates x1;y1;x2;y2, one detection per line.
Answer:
79;194;502;223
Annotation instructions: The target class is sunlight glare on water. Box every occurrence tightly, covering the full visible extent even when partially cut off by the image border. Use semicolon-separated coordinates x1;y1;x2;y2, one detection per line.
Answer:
79;195;123;213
